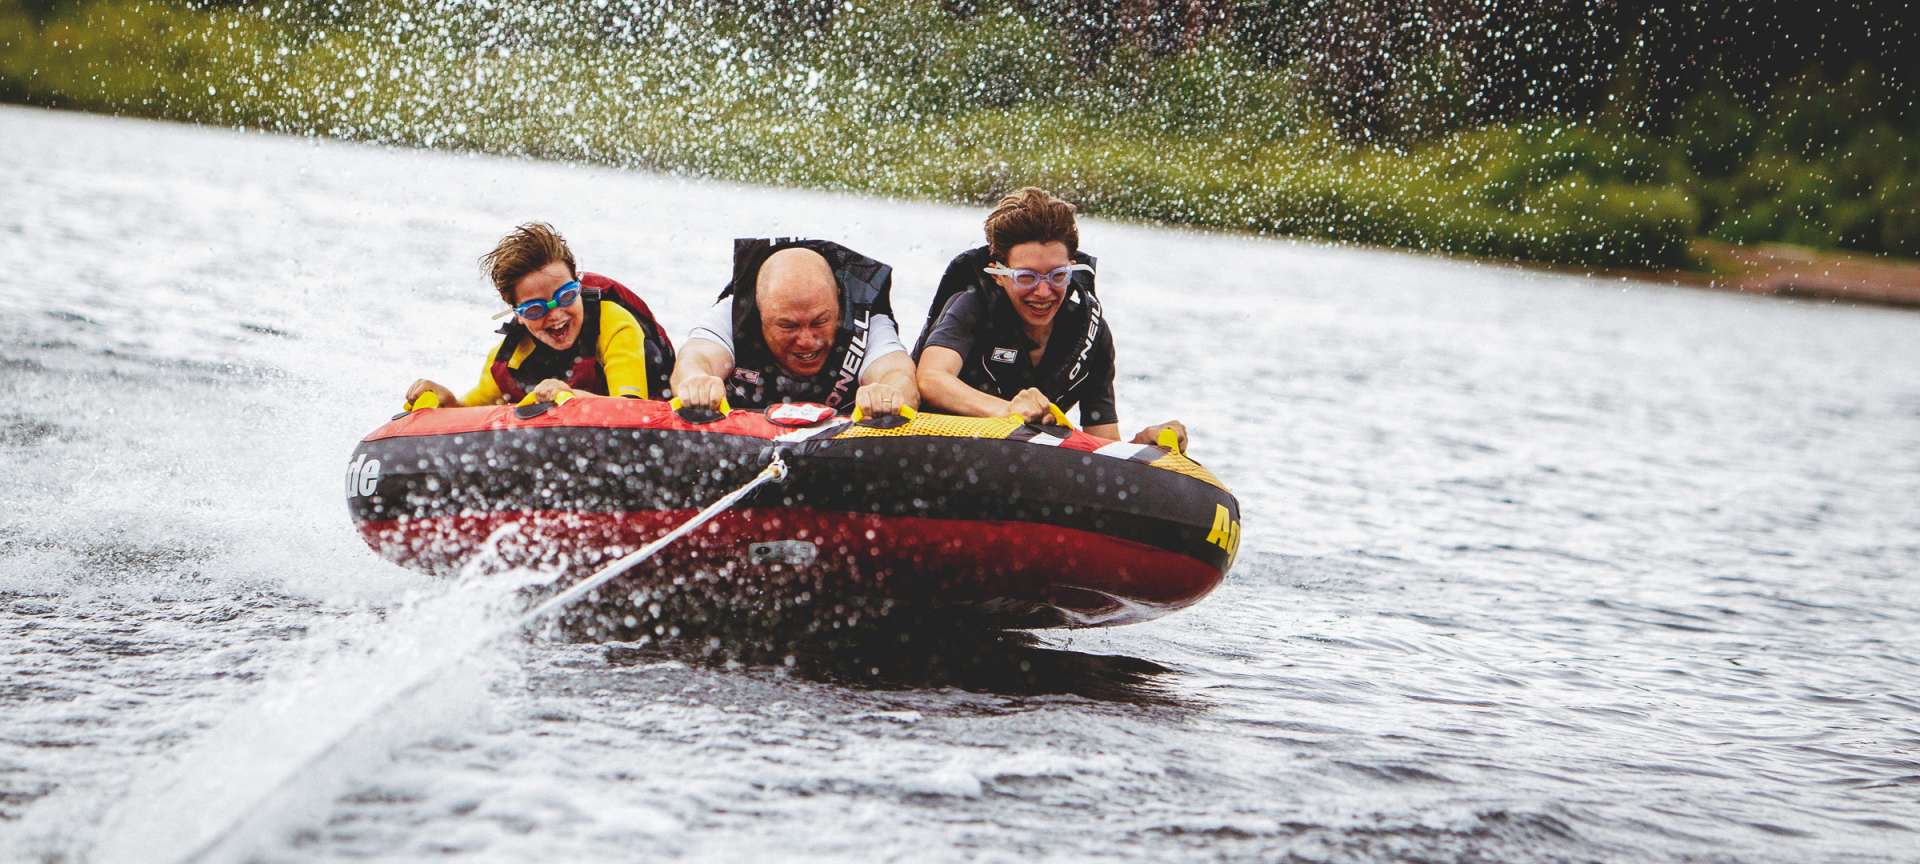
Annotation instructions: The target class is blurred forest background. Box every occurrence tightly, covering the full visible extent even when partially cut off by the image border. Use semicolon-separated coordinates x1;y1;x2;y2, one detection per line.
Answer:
2;0;1913;270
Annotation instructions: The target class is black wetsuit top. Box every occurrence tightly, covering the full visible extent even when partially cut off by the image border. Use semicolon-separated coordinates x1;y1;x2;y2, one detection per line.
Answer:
915;246;1117;427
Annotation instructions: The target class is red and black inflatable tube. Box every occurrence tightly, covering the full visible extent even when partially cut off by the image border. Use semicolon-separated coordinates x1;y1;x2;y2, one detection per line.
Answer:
345;400;1237;627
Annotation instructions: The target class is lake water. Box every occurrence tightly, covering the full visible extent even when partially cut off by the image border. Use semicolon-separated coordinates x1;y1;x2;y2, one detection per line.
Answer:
2;105;1916;863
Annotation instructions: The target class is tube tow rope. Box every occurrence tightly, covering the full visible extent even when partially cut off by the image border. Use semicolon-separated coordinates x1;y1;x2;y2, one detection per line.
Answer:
169;454;789;864
514;454;787;627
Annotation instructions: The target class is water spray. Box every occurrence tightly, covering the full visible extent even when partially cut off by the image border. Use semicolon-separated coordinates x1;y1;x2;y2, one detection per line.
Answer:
155;454;790;864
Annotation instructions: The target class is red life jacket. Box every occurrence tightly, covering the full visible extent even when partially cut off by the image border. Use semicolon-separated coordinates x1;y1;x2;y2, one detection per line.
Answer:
489;272;675;403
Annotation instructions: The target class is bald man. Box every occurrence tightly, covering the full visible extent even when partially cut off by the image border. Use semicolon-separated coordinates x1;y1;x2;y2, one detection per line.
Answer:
671;238;919;418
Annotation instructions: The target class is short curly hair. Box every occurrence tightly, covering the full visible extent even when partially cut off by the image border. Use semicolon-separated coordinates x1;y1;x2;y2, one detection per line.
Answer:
479;222;577;302
984;187;1079;262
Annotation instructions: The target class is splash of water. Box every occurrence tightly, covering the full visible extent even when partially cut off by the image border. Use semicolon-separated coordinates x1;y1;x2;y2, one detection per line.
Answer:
86;457;786;864
88;547;552;864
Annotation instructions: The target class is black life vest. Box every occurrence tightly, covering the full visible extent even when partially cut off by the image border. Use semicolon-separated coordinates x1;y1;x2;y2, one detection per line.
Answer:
912;245;1104;406
489;271;676;403
718;238;894;410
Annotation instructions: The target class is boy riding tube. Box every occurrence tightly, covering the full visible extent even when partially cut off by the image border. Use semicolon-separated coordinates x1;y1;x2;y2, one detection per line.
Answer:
913;188;1187;448
405;223;675;408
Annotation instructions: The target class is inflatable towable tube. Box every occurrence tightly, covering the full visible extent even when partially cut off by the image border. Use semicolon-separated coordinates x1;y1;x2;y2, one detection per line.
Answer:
345;398;1240;628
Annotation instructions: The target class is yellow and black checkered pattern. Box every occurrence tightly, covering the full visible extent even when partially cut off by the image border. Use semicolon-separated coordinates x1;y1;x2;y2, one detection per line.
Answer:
831;412;1027;441
1146;451;1227;492
827;412;1228;492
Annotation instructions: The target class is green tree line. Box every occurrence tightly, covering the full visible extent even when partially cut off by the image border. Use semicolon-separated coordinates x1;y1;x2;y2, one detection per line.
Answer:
2;0;1912;266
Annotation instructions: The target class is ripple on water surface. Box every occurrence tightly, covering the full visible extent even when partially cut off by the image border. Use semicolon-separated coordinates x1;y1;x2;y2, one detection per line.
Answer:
2;107;1918;863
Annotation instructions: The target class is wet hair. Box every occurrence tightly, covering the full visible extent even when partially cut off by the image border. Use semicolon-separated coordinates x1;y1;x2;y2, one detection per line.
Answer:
984;187;1079;262
480;222;577;302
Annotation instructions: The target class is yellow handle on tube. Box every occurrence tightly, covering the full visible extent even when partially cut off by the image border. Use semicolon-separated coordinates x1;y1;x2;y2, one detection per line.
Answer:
850;404;917;423
1005;402;1073;430
669;396;732;417
1155;426;1184;454
1046;402;1075;430
404;389;442;413
517;390;575;408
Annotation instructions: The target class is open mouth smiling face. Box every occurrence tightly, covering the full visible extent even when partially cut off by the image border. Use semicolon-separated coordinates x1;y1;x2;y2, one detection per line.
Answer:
1019;291;1059;319
531;310;579;349
787;345;826;369
996;240;1073;329
768;312;836;376
512;262;585;352
757;249;843;378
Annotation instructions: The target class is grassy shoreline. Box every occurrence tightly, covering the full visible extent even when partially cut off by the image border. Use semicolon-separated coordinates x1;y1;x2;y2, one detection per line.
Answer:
4;0;1912;276
20;96;1920;313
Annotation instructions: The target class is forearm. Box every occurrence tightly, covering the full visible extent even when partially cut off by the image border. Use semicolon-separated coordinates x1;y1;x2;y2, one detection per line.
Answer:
670;341;732;392
873;364;921;409
919;369;1014;417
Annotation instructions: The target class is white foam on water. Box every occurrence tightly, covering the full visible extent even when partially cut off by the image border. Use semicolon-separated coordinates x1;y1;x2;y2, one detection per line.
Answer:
82;559;553;864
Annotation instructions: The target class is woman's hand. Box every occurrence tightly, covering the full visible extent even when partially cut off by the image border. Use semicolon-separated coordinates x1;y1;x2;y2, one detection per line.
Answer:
405;379;459;408
1007;388;1054;423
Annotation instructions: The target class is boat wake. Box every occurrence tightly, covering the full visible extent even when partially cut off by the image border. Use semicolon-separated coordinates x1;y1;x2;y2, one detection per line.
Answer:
88;551;554;864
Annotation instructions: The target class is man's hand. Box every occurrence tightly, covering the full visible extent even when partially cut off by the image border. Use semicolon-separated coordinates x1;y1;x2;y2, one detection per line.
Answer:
677;374;728;410
406;379;459;408
1131;420;1189;451
855;381;910;418
1007;388;1054;423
